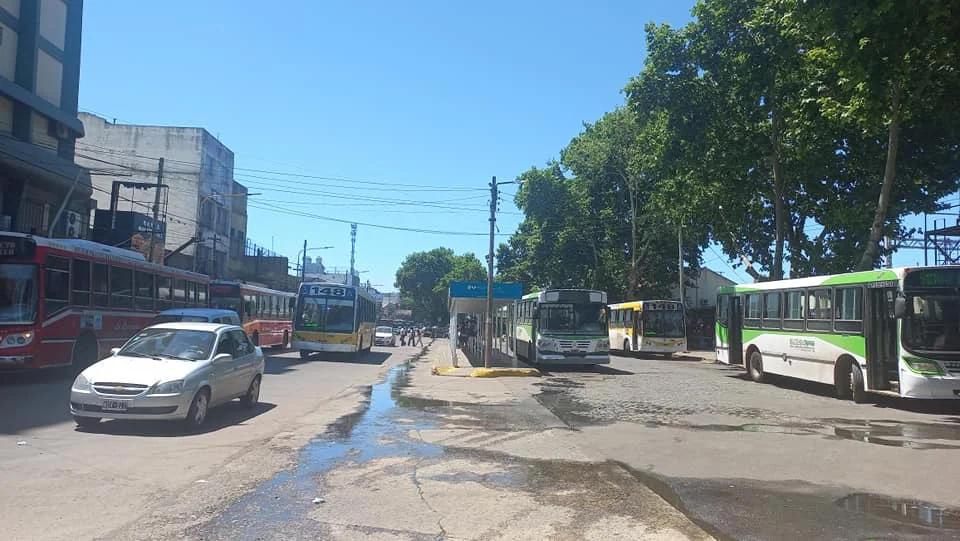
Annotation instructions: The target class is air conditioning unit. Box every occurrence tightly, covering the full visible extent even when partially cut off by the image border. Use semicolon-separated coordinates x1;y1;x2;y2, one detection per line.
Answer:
65;211;82;238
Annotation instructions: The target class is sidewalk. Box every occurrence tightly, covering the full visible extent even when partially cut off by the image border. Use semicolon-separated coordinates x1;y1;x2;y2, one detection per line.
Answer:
430;338;541;378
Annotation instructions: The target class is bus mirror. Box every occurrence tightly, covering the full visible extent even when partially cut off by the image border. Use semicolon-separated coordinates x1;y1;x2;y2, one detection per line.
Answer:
894;296;906;318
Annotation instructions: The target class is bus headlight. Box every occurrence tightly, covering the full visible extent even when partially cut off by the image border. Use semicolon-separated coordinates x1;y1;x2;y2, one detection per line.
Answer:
536;338;558;352
904;357;943;376
1;332;33;348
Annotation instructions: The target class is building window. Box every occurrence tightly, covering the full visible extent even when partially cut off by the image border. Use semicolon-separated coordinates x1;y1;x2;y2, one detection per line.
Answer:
35;50;63;108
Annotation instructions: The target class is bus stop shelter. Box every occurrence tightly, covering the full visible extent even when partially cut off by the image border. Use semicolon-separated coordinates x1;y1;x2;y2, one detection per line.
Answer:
448;281;522;367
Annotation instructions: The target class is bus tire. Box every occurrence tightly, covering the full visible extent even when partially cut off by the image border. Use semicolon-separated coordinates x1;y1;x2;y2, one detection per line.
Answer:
747;349;765;383
850;363;868;404
71;333;100;374
282;331;289;349
623;339;630;353
834;357;853;399
252;331;260;347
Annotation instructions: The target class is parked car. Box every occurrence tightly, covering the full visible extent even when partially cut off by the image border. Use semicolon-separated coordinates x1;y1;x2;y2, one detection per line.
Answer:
70;322;265;431
151;308;241;326
374;326;396;347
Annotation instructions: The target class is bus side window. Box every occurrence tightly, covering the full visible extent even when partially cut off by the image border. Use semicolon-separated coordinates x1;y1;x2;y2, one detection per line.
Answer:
110;266;133;309
762;292;781;329
92;263;109;308
72;259;91;307
834;287;863;333
156;275;172;310
806;288;833;331
135;271;154;311
198;283;207;306
743;294;761;328
783;291;804;330
44;255;70;315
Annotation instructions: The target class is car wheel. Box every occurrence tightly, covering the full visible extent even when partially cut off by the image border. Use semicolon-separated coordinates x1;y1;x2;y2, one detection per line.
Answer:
73;415;101;429
184;389;210;431
241;375;261;409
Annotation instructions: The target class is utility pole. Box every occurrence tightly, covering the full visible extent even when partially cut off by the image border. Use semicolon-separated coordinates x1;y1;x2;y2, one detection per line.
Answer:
484;176;498;369
147;158;164;263
678;225;685;307
301;239;307;282
348;224;357;285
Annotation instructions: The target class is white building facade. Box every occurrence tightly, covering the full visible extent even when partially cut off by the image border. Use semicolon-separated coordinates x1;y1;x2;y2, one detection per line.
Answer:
76;112;241;278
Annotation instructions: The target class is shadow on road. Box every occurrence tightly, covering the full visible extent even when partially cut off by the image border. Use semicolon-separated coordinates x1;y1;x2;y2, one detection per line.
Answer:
538;364;635;376
0;371;73;435
77;401;277;437
298;351;392;366
724;372;960;415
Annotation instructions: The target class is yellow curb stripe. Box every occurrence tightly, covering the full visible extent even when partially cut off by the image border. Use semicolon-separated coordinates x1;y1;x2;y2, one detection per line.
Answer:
469;368;541;378
431;366;460;375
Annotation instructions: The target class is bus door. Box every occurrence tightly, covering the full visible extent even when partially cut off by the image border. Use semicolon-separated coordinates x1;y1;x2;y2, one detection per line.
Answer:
632;309;640;350
729;296;743;365
865;287;898;390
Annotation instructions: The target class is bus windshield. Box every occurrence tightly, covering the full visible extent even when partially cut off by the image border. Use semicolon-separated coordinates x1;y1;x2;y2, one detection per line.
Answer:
643;310;685;338
539;303;607;334
902;294;960;352
0;264;38;324
209;295;242;315
297;296;355;333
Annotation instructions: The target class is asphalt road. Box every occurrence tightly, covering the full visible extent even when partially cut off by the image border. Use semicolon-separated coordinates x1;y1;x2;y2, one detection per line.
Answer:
525;352;960;541
0;344;421;541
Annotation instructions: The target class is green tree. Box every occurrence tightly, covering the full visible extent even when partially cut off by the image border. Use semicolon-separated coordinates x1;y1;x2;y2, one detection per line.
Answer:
394;248;485;324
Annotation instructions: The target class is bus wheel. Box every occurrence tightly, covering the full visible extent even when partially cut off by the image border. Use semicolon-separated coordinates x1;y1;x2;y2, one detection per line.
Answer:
747;349;765;383
850;363;868;404
282;331;289;349
71;334;99;375
252;331;260;347
623;339;630;353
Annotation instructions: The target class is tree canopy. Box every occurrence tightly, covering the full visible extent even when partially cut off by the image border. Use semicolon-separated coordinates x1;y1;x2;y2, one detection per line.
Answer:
496;0;960;296
394;248;485;324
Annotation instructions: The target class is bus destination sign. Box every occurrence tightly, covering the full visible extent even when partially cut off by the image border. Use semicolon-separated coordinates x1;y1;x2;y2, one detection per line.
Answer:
300;285;356;299
647;302;681;311
904;268;960;290
0;238;36;260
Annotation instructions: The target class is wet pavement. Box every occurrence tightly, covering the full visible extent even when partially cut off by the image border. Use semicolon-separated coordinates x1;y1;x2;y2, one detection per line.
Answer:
180;344;960;540
188;353;713;540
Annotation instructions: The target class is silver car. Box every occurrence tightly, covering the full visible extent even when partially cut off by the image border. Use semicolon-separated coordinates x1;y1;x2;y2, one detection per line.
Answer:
70;322;265;431
374;326;396;346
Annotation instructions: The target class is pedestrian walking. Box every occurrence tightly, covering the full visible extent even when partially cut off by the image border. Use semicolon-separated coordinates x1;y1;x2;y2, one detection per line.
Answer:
416;328;424;347
400;329;407;346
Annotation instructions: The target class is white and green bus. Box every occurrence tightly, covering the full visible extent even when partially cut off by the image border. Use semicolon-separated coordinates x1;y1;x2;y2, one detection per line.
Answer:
716;267;960;402
514;289;610;365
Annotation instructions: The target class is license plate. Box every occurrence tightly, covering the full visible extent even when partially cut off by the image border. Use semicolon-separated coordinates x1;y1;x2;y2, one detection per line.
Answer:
102;399;129;412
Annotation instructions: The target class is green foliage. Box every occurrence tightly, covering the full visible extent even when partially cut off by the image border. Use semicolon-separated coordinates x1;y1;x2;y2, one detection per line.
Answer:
497;0;960;293
394;248;485;324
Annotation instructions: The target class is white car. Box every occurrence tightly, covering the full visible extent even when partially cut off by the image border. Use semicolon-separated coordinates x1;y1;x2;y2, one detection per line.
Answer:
70;322;265;431
374;326;396;347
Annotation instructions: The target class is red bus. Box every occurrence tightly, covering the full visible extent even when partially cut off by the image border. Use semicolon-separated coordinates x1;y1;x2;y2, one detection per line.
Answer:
208;280;294;348
0;232;210;371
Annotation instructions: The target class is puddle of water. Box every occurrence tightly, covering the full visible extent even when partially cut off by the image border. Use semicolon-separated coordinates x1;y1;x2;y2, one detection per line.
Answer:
837;493;960;530
190;362;444;540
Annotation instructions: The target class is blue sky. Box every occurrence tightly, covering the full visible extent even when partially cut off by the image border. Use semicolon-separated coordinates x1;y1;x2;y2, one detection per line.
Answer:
78;0;702;292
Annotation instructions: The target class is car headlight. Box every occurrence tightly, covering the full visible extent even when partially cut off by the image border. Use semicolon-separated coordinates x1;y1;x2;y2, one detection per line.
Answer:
150;380;185;394
1;331;34;349
72;374;91;392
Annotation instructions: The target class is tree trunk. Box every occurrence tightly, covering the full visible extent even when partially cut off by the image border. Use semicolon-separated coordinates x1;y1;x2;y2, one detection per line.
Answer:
788;217;805;278
628;188;638;298
770;105;786;281
858;81;902;271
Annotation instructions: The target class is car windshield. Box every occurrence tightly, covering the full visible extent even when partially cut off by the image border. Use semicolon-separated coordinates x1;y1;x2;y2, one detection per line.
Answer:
296;296;355;333
539;303;607;334
902;294;960;352
0;264;38;324
643;310;685;338
376;326;392;334
119;328;217;361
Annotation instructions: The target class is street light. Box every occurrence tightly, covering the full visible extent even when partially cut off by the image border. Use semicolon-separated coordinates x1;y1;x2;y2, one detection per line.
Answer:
298;245;335;281
193;191;261;273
